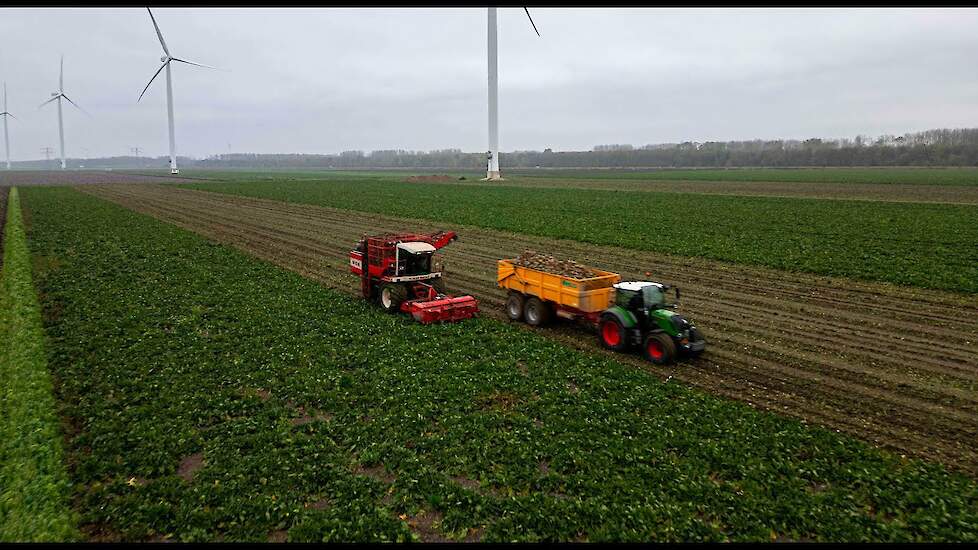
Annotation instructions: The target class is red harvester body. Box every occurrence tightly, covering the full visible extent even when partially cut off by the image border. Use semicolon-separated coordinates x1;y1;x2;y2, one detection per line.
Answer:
349;231;478;323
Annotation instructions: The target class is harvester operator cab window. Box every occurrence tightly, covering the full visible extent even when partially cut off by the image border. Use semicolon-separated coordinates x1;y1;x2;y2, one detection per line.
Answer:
396;242;437;276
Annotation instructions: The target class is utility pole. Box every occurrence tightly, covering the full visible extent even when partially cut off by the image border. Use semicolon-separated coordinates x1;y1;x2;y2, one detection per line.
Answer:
41;146;54;168
131;146;141;157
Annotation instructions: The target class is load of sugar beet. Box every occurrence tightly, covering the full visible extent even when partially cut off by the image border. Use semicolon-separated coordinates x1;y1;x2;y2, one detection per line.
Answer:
513;249;598;279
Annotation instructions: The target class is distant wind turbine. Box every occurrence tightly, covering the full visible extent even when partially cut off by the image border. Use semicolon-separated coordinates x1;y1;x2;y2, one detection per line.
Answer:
485;7;541;181
1;82;15;170
39;56;86;170
139;7;218;175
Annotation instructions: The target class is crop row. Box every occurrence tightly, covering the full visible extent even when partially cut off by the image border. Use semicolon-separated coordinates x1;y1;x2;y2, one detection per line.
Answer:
177;176;978;293
503;167;978;186
22;186;978;542
0;188;78;541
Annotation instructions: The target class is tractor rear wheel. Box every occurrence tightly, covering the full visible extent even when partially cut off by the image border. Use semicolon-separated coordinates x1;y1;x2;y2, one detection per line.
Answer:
379;284;407;313
643;332;676;365
506;292;525;322
598;314;627;351
524;297;551;326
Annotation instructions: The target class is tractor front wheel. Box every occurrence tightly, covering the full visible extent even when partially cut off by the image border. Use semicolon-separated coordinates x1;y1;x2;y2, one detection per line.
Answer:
379;284;407;313
598;314;627;351
643;332;676;365
506;292;525;322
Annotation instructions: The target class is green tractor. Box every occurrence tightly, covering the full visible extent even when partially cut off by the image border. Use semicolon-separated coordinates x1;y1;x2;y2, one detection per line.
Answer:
596;281;706;365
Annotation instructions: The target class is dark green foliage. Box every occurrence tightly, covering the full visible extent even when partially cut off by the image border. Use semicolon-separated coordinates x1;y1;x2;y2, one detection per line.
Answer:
22;187;978;542
0;187;79;541
178;176;978;293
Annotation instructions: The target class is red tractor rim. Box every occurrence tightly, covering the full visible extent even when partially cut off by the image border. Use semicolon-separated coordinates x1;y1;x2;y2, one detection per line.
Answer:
647;339;664;360
601;321;620;346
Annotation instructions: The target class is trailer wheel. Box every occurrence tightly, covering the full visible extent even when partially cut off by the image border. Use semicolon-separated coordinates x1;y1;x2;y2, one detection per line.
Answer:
379;284;407;313
643;332;676;365
505;292;525;322
524;297;551;326
598;314;627;351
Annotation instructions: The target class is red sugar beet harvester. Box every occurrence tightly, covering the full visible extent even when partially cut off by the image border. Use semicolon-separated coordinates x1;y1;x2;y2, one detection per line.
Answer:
349;231;479;324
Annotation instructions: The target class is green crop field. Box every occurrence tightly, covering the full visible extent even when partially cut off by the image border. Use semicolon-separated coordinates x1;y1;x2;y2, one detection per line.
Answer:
176;175;978;293
503;167;978;186
18;186;978;542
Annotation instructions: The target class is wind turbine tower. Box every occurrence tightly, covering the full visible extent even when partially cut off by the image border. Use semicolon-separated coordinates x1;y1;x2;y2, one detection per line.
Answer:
485;7;540;181
0;83;15;169
139;7;217;175
39;56;86;170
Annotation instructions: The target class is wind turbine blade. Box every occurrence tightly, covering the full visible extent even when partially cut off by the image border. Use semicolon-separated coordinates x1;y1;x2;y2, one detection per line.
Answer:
39;95;60;109
61;94;90;116
523;7;541;37
171;57;220;70
147;8;171;56
4;113;16;120
138;61;169;102
60;55;64;91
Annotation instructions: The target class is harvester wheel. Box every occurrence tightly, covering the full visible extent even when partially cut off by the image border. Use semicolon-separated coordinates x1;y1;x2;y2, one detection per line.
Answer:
643;332;676;365
524;297;551;327
379;284;407;313
505;292;525;321
598;314;627;351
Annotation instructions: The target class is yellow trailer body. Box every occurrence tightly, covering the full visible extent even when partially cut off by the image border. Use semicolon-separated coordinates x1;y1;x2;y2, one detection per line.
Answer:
497;259;621;313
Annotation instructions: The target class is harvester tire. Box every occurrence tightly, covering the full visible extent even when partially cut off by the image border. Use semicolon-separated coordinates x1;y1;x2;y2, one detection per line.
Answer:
506;292;525;322
524;297;551;326
598;314;627;351
379;284;407;313
643;332;676;365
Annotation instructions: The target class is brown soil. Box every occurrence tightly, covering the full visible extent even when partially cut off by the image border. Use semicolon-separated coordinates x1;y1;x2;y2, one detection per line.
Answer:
354;463;396;484
82;184;978;475
267;529;288;542
177;452;205;482
406;509;450;542
0;170;197;187
405;174;454;183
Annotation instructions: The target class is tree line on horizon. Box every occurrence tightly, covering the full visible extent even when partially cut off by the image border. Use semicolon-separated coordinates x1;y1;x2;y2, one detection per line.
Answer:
11;127;978;170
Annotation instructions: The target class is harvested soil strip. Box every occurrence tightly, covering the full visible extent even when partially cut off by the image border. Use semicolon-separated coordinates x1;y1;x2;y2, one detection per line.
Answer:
83;184;978;475
432;177;978;205
0;170;196;187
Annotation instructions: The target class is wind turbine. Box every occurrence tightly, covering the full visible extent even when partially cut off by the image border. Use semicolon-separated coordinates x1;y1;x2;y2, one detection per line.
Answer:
1;83;15;170
139;7;217;175
39;56;86;170
485;7;540;181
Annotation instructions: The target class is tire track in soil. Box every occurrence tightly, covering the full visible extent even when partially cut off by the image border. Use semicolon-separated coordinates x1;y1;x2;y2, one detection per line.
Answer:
81;184;978;475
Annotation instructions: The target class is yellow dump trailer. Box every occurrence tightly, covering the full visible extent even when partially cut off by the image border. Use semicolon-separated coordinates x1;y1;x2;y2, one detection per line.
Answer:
497;259;621;326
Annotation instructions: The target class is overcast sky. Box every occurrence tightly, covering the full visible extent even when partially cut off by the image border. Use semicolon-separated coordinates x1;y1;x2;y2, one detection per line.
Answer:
1;7;977;160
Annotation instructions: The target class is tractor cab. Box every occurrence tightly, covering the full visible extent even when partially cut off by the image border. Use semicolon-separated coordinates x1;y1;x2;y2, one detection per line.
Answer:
613;281;678;312
396;241;437;277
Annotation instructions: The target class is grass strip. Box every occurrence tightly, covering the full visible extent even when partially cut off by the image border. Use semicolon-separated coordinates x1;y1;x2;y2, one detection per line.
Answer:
0;187;78;541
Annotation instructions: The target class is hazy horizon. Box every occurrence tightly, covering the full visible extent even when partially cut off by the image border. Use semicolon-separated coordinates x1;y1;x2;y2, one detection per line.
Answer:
2;7;977;162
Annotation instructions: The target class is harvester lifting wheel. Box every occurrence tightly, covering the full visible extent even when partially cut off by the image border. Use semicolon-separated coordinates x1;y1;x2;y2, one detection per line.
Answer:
598;314;628;351
506;292;525;321
379;283;408;313
643;332;676;365
523;296;551;326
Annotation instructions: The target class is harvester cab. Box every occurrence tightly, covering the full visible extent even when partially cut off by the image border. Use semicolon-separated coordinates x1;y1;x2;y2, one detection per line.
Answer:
350;231;478;324
599;281;706;365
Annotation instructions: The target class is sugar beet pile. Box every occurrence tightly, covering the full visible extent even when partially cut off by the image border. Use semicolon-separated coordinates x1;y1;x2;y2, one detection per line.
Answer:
514;250;598;279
